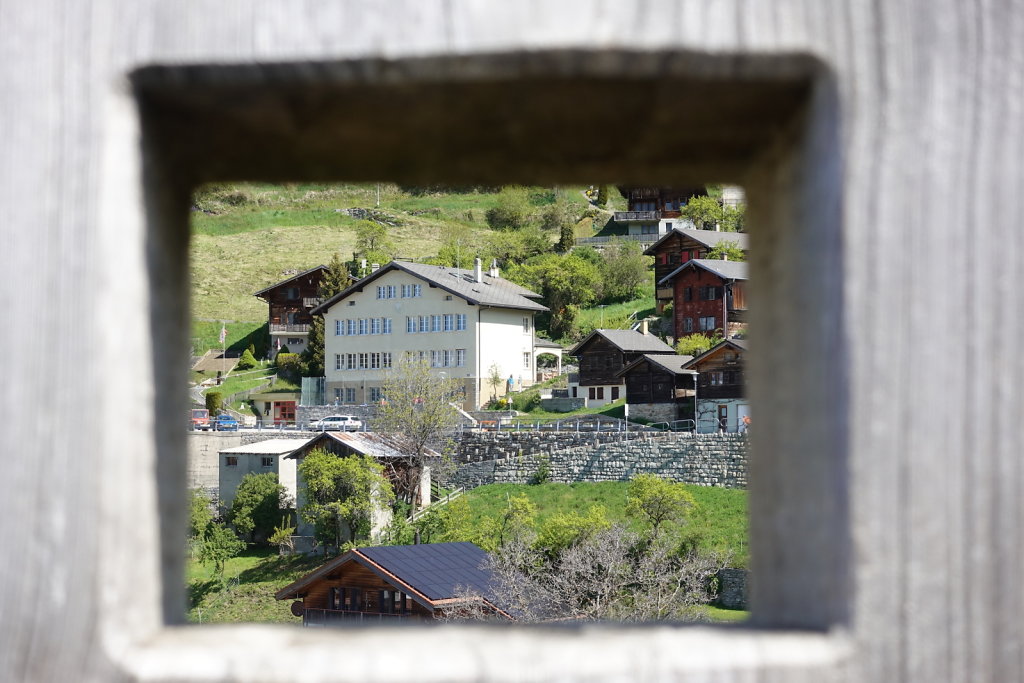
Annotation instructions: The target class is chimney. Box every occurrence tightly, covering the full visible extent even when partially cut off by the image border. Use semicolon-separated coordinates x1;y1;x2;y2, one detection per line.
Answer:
640;320;649;335
722;254;728;261
489;258;500;278
474;257;483;283
371;263;380;272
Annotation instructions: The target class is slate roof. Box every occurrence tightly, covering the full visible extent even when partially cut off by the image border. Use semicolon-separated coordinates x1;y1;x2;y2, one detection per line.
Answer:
275;542;505;614
643;228;749;256
616;353;697;378
253;264;328;298
311;261;547;314
657;258;749;285
568;328;675;357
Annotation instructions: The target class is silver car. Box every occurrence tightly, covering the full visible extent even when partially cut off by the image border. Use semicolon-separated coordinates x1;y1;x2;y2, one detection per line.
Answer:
311;415;363;432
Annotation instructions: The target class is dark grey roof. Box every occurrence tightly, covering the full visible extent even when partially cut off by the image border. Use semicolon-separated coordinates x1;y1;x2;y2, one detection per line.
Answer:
358;542;497;603
569;328;676;356
253;264;328;298
312;261;547;314
643;228;749;256
533;338;564;349
658;258;748;285
616;353;696;378
285;432;442;460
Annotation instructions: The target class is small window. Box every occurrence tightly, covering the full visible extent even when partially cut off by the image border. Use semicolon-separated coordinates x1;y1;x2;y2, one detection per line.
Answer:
445;295;453;301
225;456;238;467
683;286;692;302
522;317;530;333
523;352;530;369
611;386;620;400
596;387;605;400
261;457;273;468
683;317;694;333
348;300;356;306
588;387;595;400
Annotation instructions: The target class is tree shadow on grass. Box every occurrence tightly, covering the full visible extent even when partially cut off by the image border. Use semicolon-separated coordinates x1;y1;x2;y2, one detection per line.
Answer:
188;579;221;609
236;551;327;584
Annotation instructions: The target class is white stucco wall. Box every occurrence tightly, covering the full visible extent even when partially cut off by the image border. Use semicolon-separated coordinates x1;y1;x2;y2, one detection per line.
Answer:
218;451;298;511
696;399;750;434
322;268;536;409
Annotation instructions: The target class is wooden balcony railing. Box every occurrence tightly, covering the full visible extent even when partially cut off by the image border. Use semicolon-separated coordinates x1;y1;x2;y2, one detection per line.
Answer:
613;210;661;222
302;608;408;627
270;323;311;333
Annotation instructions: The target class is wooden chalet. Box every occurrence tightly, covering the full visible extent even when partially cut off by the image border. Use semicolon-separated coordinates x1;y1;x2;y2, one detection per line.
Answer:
659;259;748;340
567;329;675;406
614;186;705;237
644;229;750;312
681;339;748;433
253;265;329;354
616;353;697;425
275;542;511;625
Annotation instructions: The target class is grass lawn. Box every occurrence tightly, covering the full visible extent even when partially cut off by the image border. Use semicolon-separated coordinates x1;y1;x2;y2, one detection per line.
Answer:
201;368;276;398
704;606;749;623
461;481;749;567
187;547;323;624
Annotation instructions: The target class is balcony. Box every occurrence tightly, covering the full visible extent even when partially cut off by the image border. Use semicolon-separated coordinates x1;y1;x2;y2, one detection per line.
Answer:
270;323;311;333
613;210;661;222
302;608;409;627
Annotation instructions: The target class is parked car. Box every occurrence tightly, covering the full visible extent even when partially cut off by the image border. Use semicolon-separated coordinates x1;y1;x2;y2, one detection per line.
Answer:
190;408;211;431
212;413;239;431
311;415;363;432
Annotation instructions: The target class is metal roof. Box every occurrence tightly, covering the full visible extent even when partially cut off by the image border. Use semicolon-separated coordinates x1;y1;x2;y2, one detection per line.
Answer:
643;228;749;256
680;338;749;369
312;260;548;315
568;328;675;356
657;258;749;285
358;542;497;603
219;438;311;455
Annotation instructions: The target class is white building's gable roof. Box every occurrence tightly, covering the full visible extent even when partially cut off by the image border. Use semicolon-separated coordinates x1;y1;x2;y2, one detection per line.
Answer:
219;438;311;456
312;261;548;314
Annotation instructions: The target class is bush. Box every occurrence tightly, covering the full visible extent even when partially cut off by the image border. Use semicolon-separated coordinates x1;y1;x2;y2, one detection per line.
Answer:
205;391;223;416
512;391;541;413
529;455;552;485
236;348;258;370
274;352;304;378
485;186;531;231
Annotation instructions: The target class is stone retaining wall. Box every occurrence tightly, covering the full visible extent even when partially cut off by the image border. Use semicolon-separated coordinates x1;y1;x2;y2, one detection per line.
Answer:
449;432;748;489
455;429;650;463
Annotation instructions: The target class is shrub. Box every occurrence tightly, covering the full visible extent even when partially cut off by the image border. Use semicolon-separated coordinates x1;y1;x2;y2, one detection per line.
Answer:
512;391;541;413
205;391;223;416
236;348;257;370
274;352;304;378
529;455;552;485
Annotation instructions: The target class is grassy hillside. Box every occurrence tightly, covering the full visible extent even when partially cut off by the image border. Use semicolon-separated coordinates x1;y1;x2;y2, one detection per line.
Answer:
461;481;749;567
190;183;594;321
187;480;748;625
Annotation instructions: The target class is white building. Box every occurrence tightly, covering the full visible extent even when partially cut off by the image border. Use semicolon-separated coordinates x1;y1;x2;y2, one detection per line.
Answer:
218;438;305;511
312;260;548;410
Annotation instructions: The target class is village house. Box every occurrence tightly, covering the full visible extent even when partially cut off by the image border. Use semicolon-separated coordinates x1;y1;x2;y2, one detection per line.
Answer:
567;328;676;408
286;431;438;544
218;438;305;511
616;353;697;425
681;339;749;433
644;229;750;312
276;542;510;625
614;186;705;238
254;265;330;355
312;259;547;410
659;259;748;340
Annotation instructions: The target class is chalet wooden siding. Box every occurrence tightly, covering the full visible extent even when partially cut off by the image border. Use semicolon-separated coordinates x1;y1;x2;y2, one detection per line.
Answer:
297;563;432;621
623;360;685;404
576;336;626;386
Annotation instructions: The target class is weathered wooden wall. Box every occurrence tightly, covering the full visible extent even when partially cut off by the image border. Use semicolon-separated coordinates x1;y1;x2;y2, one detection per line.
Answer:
2;1;1022;681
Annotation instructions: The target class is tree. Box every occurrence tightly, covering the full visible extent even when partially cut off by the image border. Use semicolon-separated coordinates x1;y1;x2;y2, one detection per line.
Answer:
235;348;258;370
680;195;722;231
485;225;550;264
226;472;291;544
674;332;723;357
596;184;610;207
353;220;395;265
205;391;223;416
705;239;745;262
721;203;745;232
625;474;696;538
199;522;246;579
599;238;650;302
487;363;504;400
298;448;394;548
189;488;214;550
304;254;351;377
505;253;600;339
376;359;460;510
485;186;531;231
